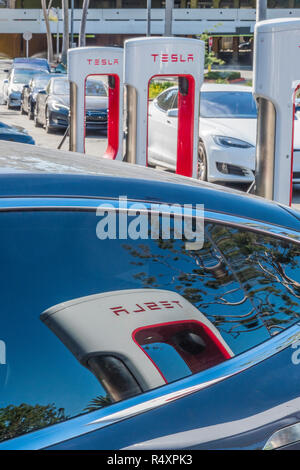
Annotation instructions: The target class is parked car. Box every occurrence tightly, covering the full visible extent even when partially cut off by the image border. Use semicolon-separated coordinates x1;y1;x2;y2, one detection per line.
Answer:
148;84;300;184
0;121;35;144
12;58;51;73
3;67;49;109
0;141;299;450
34;76;108;133
21;73;57;120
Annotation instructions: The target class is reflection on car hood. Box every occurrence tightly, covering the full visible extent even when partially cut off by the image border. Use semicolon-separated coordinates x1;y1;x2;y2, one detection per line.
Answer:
51;94;107;111
0;122;27;135
201;117;300;149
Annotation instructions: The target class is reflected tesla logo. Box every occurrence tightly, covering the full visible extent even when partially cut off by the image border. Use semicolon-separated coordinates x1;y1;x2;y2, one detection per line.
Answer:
86;58;119;66
151;53;194;63
110;299;184;316
0;340;5;365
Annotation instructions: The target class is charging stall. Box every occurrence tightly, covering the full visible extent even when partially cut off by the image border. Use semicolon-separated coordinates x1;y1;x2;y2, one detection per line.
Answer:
41;289;233;403
124;37;205;178
68;46;124;159
253;18;300;206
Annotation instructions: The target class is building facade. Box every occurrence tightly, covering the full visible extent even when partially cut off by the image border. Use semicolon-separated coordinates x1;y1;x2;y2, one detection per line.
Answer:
0;1;300;63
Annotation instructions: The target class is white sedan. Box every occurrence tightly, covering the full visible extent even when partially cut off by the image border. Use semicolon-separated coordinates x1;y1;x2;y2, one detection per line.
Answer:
148;83;300;184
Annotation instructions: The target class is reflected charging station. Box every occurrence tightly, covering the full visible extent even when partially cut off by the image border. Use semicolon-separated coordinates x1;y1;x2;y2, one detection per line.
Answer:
253;18;300;206
124;37;205;178
41;289;233;403
68;46;124;160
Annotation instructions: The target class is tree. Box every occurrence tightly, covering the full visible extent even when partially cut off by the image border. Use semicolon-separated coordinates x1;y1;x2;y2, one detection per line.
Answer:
84;395;113;413
61;0;69;66
79;0;90;48
199;26;224;71
41;0;54;63
121;224;300;342
0;403;67;442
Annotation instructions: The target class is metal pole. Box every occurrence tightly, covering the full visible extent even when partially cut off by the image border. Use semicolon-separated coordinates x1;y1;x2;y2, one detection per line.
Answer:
56;8;60;59
26;39;29;58
256;0;267;22
165;0;173;37
254;0;270;199
254;98;276;199
147;0;151;36
71;0;74;48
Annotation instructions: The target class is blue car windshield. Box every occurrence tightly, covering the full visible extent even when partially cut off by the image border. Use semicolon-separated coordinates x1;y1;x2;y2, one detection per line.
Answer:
53;79;70;95
86;79;107;97
33;75;51;89
13;69;43;85
200;91;258;119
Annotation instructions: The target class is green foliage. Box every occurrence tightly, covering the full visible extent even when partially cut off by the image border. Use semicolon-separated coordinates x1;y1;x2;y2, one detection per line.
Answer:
198;26;225;69
149;81;176;100
0;403;67;442
84;395;113;413
205;71;241;81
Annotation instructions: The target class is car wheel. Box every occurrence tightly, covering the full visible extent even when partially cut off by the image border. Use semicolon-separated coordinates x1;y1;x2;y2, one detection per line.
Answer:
34;107;42;128
45;108;53;134
197;141;208;181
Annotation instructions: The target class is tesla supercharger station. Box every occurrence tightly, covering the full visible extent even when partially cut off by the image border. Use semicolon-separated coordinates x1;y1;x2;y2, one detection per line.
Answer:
253;18;300;206
41;289;233;402
68;47;124;159
124;37;205;178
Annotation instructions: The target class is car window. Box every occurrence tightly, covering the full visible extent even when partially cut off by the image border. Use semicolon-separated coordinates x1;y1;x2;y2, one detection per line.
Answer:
86;79;107;97
33;76;51;90
156;88;177;111
52;79;70;95
12;69;42;85
200;91;258;119
0;208;299;442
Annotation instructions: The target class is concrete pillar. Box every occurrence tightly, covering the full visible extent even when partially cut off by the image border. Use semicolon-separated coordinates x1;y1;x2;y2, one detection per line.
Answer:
232;36;239;64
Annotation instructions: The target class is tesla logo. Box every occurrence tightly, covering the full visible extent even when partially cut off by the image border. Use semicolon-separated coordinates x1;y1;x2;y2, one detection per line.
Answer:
110;299;184;316
151;53;194;63
291;340;300;365
86;58;119;66
0;340;5;365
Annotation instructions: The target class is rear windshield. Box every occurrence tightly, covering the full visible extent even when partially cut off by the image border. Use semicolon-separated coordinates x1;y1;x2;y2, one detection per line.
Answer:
200;91;258;119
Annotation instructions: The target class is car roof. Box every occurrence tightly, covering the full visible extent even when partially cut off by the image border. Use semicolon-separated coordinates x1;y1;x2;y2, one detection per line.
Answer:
158;83;252;94
0;141;298;231
201;83;252;93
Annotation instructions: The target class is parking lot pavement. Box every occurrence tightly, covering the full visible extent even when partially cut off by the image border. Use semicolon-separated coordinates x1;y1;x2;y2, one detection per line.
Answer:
0;103;108;156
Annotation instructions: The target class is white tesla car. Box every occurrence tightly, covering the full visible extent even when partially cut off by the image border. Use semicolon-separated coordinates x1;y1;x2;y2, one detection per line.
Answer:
148;83;300;184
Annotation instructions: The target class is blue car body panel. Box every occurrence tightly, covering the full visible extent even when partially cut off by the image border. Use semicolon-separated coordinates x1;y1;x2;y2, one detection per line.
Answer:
0;122;35;145
12;58;51;73
45;336;300;450
0;173;298;231
0;143;299;450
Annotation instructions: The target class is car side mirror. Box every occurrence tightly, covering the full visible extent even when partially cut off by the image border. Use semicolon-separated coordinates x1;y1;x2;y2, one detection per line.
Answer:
166;108;178;118
3;79;8;84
